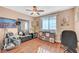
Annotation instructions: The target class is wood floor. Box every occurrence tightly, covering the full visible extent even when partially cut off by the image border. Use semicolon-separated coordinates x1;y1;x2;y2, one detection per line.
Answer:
1;38;67;53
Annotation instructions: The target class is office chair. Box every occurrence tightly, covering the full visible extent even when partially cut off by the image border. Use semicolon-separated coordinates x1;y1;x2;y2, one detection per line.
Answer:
61;30;78;53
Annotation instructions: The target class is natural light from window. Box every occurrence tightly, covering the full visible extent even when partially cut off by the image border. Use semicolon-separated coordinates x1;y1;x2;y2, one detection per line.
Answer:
41;16;56;32
25;21;29;32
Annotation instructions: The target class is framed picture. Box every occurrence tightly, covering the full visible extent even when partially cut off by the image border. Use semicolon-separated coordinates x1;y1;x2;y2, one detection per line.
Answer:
61;16;69;26
0;17;16;28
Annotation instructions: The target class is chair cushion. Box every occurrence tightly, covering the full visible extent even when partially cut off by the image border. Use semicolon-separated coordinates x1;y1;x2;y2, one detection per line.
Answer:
4;43;15;50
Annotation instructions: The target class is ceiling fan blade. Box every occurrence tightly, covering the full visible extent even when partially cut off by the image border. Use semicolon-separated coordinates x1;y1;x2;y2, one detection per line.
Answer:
26;9;32;11
37;13;40;15
30;13;33;15
37;10;44;12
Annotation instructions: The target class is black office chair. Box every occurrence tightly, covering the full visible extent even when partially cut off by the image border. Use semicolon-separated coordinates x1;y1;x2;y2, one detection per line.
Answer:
61;30;78;53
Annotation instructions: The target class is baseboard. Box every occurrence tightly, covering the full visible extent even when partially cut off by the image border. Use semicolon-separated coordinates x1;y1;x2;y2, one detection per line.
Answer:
55;40;61;43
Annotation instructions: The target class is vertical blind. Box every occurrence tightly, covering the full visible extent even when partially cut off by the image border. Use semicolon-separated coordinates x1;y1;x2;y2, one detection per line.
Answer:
18;19;29;32
41;15;56;31
25;20;29;32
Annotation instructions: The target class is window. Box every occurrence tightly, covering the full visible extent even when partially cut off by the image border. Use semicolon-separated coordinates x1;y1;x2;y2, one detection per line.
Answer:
49;16;56;30
18;19;29;32
42;18;49;30
41;16;56;32
25;20;29;32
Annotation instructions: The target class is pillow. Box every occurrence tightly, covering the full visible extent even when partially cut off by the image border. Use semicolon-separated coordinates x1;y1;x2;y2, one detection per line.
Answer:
45;33;50;37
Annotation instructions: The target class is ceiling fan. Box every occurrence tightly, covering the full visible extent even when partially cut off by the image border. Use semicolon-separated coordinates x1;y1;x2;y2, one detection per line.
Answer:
26;6;44;15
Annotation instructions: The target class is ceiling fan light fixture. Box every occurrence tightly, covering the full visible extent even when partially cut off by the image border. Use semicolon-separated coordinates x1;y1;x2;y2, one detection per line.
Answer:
30;12;40;15
33;11;37;14
26;6;44;15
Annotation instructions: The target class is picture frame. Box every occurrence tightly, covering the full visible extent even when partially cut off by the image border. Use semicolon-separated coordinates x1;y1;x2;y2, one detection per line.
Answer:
0;17;16;28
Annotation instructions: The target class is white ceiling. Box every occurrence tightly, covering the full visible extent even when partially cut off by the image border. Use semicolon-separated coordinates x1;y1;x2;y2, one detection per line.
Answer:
4;6;74;17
